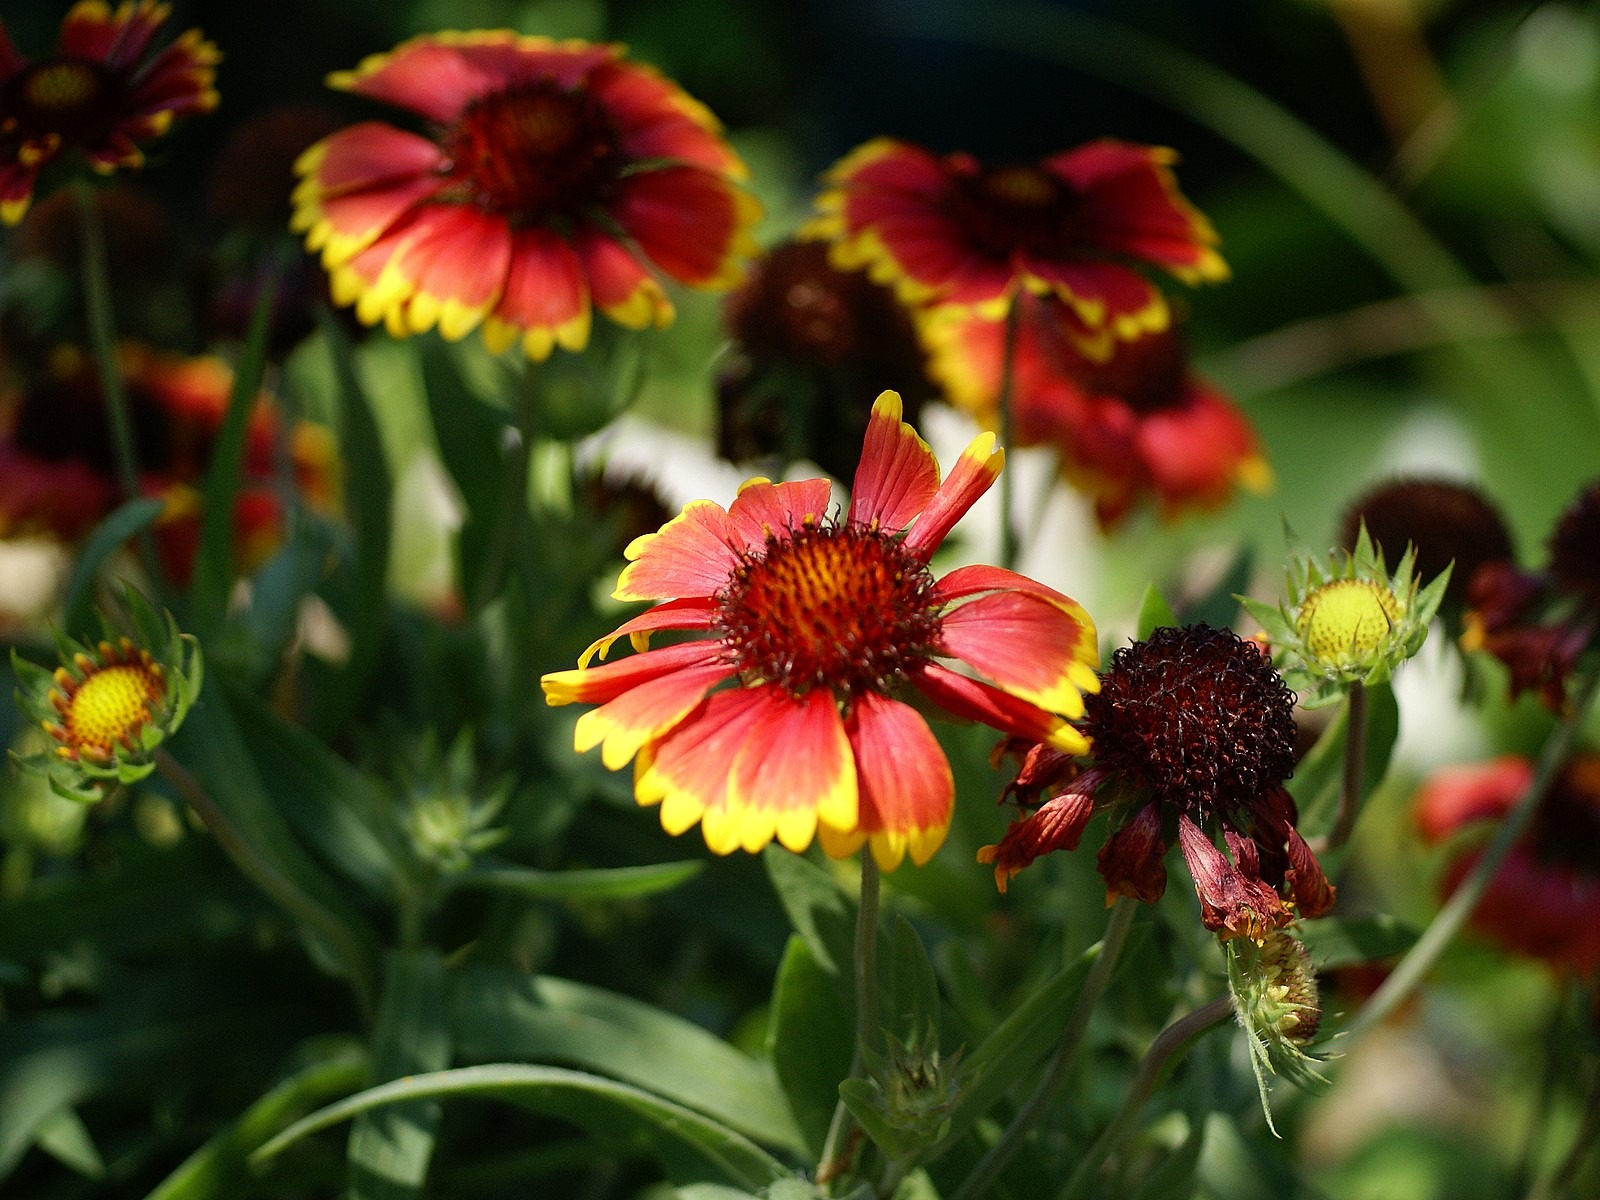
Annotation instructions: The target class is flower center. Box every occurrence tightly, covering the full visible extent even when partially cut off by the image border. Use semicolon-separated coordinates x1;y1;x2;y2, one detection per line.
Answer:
440;82;622;221
1294;579;1402;668
1084;624;1297;820
949;164;1085;261
716;521;941;700
7;60;116;142
24;61;100;110
63;663;164;757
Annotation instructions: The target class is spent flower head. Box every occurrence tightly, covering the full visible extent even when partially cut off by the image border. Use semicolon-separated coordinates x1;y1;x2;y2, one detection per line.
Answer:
12;590;200;802
1226;930;1329;1132
1243;523;1449;708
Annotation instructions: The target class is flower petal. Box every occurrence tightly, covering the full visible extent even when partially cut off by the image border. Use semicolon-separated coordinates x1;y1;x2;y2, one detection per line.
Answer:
579;597;719;667
725;687;857;855
541;639;725;707
912;662;1086;754
574;660;734;770
484;227;592;360
615;499;742;603
903;431;1003;558
591;57;747;177
388;205;512;341
847;391;940;533
1097;802;1168;903
634;686;771;844
939;591;1097;717
612;165;759;289
1175;813;1290;941
1414;756;1533;842
977;784;1097;892
727;477;833;548
823;693;952;870
575;226;674;330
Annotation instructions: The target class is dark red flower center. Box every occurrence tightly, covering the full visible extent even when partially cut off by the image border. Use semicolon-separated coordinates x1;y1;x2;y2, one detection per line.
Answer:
1050;324;1187;415
1083;624;1297;821
948;164;1086;261
1548;479;1600;608
1530;752;1600;873
715;521;941;700
4;59;119;143
439;81;622;222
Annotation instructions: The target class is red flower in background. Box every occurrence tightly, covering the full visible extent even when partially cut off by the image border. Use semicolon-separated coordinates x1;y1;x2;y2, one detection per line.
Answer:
543;391;1100;869
924;295;1269;529
1417;754;1600;975
292;32;761;360
982;624;1333;940
0;343;336;579
805;137;1225;335
0;1;220;224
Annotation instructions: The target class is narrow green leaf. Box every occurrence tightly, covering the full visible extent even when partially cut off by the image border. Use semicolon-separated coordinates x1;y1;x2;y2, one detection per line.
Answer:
32;1107;103;1179
250;1065;788;1191
768;936;853;1157
450;860;703;902
1135;584;1179;640
145;1044;367;1200
348;950;452;1200
62;497;165;637
451;966;805;1154
1297;914;1420;971
884;917;941;1043
190;269;277;634
1130;1113;1206;1200
762;847;855;978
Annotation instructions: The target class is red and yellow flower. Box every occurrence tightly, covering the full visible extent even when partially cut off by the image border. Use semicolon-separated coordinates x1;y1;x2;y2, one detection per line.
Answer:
541;390;1100;869
0;1;220;224
292;32;761;360
981;624;1334;940
0;343;337;578
805;137;1225;333
924;296;1269;529
1416;754;1600;975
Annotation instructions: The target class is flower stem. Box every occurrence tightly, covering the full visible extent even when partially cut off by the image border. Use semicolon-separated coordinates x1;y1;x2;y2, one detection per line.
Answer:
1512;983;1573;1199
818;854;882;1192
997;296;1022;572
950;897;1138;1200
1327;680;1368;850
1056;995;1234;1200
73;182;142;506
1348;667;1600;1037
155;748;375;1017
471;362;541;613
1533;1060;1600;1200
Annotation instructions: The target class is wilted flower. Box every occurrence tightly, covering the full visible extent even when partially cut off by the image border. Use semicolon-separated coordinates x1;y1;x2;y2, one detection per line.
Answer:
0;0;220;224
542;391;1100;869
981;624;1334;941
11;591;201;802
1226;930;1328;1126
805;137;1225;333
1243;525;1448;708
1416;753;1600;975
292;32;760;360
923;297;1269;528
1463;478;1600;711
717;239;933;482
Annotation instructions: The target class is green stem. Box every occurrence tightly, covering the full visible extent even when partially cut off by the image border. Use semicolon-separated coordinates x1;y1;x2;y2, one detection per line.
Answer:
1513;983;1572;1199
1057;996;1233;1200
1535;1060;1600;1200
818;854;882;1192
1328;680;1368;850
73;182;141;506
950;898;1138;1200
471;363;541;612
997;297;1021;573
1349;668;1600;1037
155;748;375;1017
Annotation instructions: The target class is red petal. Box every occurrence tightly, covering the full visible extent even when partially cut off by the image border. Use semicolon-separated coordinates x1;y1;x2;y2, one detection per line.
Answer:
614;499;741;603
1097;802;1168;903
939;591;1097;718
612;166;754;287
388;205;512;340
635;687;772;845
903;431;1003;558
977;784;1097;892
541;639;725;707
1175;814;1290;940
486;227;591;358
725;687;857;855
590;58;745;176
580;597;719;667
575;227;672;330
575;660;734;770
1414;756;1532;842
296;124;443;202
912;663;1086;754
832;693;953;869
847;391;940;532
727;478;833;549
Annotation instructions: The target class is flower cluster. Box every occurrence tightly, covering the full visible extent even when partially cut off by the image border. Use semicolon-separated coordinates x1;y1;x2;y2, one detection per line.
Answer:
543;391;1100;869
981;623;1334;940
1463;477;1600;711
11;590;200;802
0;1;220;224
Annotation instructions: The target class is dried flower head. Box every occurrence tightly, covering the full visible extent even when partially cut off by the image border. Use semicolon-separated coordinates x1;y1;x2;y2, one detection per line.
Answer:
1226;930;1329;1130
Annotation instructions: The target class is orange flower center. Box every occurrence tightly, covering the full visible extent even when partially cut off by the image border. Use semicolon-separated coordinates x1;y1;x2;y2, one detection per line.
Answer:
716;522;941;701
949;163;1085;261
62;662;164;758
441;82;622;219
8;60;116;142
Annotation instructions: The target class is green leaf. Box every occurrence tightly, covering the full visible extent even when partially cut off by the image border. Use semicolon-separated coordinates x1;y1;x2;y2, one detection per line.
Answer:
768;936;853;1157
61;497;166;638
450;860;703;901
1130;1114;1205;1200
1297;914;1420;971
1135;584;1179;640
32;1107;103;1179
451;966;805;1154
838;1077;913;1160
250;1065;789;1191
145;1043;368;1200
762;847;855;979
190;272;277;636
305;311;392;736
883;917;941;1043
348;950;452;1200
